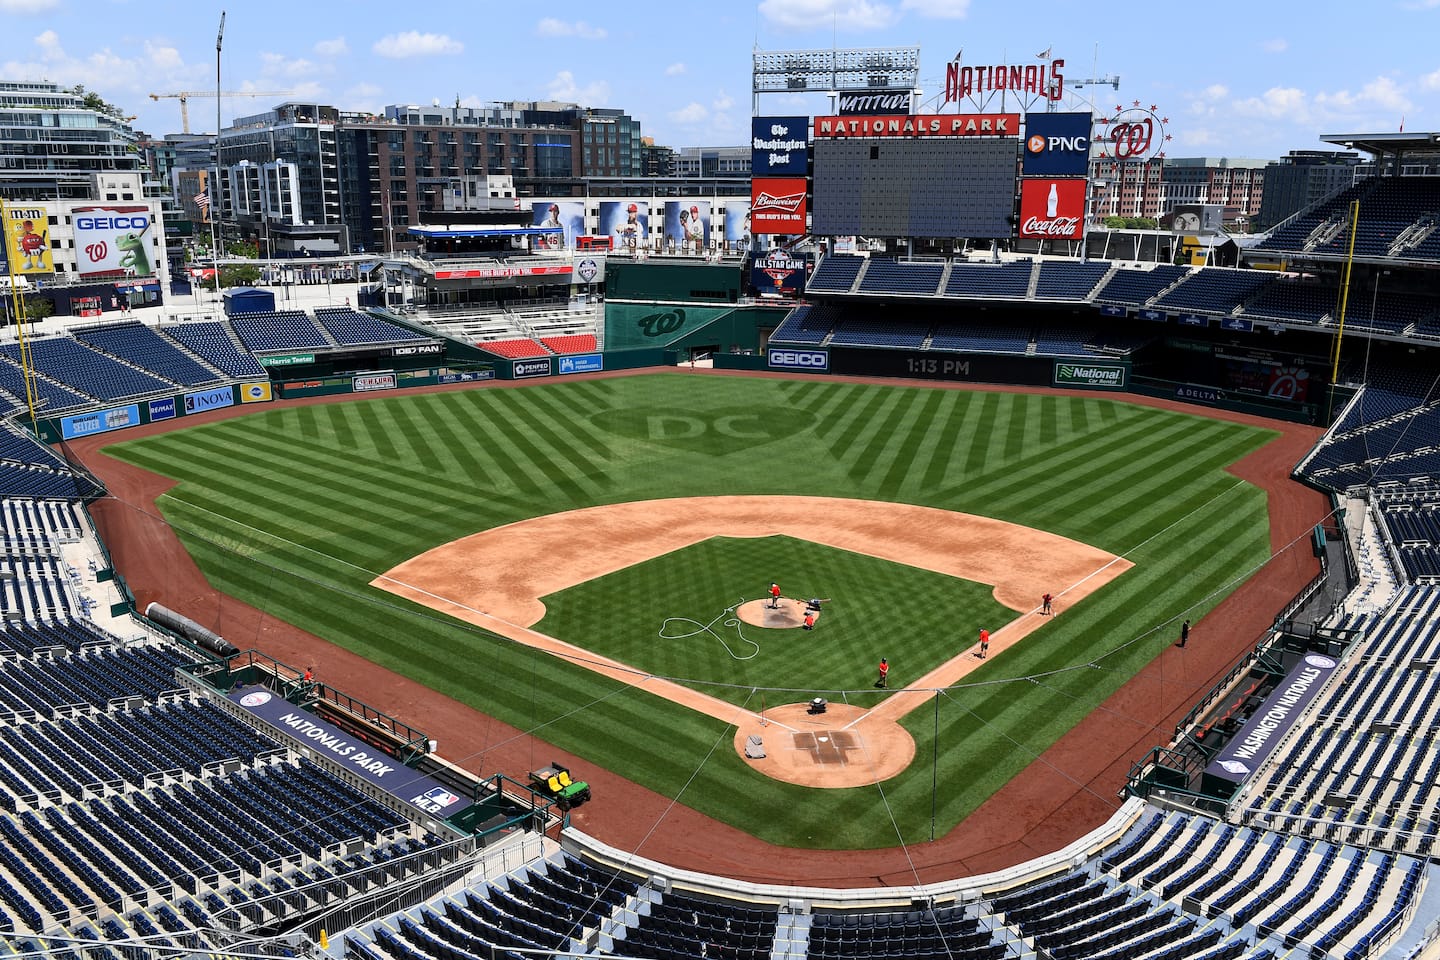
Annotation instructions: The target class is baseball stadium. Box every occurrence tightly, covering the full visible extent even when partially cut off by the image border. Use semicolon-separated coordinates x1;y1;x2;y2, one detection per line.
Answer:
3;42;1440;960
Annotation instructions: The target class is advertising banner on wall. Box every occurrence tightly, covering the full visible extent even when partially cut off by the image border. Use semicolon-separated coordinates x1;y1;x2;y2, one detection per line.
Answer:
530;200;584;250
599;201;649;245
750;178;807;235
665;201;711;249
1022;112;1093;176
73;206;156;279
724;204;751;244
751;116;809;176
751;251;812;299
1018;179;1087;240
837;91;912;115
2;205;53;274
813;114;1019;138
1205;653;1338;783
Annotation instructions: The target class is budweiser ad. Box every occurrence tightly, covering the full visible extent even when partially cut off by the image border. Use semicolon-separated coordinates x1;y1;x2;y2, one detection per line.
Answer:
750;177;808;235
1018;178;1086;240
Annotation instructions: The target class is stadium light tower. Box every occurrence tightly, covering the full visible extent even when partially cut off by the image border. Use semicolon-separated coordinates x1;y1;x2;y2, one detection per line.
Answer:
751;46;920;113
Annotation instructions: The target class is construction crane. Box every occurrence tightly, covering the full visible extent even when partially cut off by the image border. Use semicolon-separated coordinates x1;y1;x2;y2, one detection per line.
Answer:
148;90;294;134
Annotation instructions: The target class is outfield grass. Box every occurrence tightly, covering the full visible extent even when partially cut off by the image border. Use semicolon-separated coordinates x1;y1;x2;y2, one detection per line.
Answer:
104;374;1275;848
536;535;1013;705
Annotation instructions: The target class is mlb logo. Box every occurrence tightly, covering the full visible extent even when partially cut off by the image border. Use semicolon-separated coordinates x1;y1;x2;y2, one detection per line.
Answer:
421;787;460;808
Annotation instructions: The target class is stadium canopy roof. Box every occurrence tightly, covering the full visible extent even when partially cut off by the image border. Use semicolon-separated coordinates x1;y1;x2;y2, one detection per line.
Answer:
407;225;560;239
1320;131;1440;158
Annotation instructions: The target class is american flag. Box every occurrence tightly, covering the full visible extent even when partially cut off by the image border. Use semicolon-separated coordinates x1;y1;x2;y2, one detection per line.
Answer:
193;190;210;210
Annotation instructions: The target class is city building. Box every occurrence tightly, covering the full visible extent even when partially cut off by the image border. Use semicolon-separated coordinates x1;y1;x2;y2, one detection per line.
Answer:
1256;149;1364;231
1161;157;1268;232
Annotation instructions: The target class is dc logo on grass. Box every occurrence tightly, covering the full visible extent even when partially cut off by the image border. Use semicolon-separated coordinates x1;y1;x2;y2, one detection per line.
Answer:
591;405;819;455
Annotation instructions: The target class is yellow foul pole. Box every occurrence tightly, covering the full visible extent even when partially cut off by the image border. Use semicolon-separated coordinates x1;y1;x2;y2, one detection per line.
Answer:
1330;199;1360;386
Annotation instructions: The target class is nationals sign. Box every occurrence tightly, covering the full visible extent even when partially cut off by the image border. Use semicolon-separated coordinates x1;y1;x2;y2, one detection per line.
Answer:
750;177;807;235
814;114;1018;138
1018;179;1087;240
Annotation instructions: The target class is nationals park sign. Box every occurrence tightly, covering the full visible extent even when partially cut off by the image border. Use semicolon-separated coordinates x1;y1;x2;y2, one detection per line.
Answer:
814;114;1018;138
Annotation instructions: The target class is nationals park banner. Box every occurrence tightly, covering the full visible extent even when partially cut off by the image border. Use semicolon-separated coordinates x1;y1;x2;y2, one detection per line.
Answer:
1204;653;1339;784
229;685;468;818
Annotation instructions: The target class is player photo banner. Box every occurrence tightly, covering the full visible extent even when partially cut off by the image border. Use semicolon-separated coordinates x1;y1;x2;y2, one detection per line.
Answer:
665;201;710;249
1018;179;1087;240
531;201;584;250
599;201;649;246
724;204;752;245
3;205;53;274
751;178;807;236
73;206;156;278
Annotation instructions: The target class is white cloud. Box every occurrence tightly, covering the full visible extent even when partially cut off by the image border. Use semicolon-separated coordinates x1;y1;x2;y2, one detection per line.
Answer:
900;0;970;17
314;36;349;57
546;70;609;105
0;0;59;12
259;51;328;79
1260;37;1288;53
1233;86;1309;121
759;0;898;31
343;82;384;112
373;31;462;59
669;102;708;124
0;29;207;121
1315;76;1410;113
536;18;607;39
665;62;686;77
1421;68;1440;91
712;91;735;112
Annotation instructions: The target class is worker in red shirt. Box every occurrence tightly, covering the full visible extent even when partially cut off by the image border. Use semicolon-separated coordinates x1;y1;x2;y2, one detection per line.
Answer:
803;612;815;630
769;581;781;609
876;658;889;688
978;629;990;659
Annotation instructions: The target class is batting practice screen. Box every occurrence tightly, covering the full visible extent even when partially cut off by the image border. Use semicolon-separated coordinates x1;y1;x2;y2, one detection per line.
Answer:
811;138;1017;239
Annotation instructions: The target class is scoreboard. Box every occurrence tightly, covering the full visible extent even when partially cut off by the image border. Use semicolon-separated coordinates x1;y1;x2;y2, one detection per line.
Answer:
811;138;1017;239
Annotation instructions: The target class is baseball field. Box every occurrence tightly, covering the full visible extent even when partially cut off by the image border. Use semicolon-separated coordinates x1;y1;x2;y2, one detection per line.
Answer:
103;372;1275;849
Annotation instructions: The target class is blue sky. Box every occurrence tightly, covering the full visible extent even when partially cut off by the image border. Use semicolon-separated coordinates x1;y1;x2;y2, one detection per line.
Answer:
3;0;1438;159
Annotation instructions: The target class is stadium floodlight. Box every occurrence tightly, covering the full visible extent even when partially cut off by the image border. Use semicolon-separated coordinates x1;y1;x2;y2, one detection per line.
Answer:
752;46;920;111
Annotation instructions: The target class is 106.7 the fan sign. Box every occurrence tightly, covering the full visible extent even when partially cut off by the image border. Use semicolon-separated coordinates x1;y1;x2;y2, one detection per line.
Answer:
73;206;156;278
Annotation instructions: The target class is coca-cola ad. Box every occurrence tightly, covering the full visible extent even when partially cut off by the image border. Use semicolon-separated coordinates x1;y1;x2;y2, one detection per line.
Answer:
1017;178;1087;240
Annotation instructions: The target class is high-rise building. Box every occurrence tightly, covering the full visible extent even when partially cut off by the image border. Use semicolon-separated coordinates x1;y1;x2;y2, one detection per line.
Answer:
0;82;169;302
1257;150;1364;231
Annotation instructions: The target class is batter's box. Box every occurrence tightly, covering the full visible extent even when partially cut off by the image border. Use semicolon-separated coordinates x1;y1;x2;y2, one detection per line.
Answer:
793;730;861;766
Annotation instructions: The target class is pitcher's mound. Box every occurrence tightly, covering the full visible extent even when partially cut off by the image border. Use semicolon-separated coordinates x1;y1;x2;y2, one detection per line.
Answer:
733;702;916;788
735;598;812;629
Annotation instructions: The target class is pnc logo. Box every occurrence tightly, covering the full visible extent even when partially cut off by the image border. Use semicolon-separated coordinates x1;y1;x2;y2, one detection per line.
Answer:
1027;134;1089;153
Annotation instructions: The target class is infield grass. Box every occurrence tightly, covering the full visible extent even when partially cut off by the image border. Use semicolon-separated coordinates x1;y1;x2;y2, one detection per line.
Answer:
103;373;1275;848
536;535;1012;706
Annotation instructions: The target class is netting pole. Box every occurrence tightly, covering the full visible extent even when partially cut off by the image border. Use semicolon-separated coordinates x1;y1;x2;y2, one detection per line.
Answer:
930;689;940;842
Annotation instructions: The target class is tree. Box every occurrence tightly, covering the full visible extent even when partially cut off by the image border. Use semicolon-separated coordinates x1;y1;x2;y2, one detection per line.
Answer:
22;295;54;320
219;264;262;288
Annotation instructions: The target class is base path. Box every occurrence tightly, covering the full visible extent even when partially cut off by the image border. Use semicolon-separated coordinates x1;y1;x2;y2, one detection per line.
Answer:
372;496;1131;729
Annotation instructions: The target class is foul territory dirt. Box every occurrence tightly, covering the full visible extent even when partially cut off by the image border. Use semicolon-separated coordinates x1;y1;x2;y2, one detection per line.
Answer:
67;369;1329;888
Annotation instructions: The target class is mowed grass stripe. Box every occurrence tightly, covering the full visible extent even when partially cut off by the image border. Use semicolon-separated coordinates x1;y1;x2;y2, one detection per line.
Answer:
960;392;1004;478
379;400;450;475
918;392;990;494
818;385;893;459
877;388;947;497
480;393;597;504
1000;392;1036;464
843;387;929;489
938;410;1188;512
488;390;613;496
353;400;402;464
